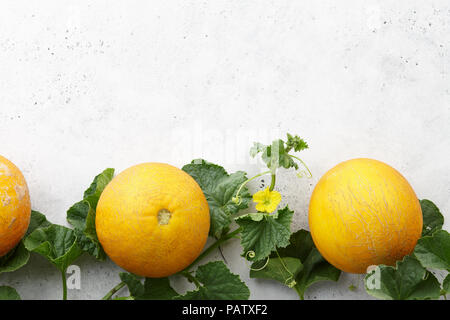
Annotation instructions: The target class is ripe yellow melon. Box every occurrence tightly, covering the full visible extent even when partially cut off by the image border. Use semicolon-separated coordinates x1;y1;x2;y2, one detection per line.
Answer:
308;158;422;274
0;155;31;257
96;163;210;278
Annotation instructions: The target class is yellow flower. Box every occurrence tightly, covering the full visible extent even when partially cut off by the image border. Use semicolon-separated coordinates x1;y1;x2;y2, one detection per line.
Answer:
252;188;282;213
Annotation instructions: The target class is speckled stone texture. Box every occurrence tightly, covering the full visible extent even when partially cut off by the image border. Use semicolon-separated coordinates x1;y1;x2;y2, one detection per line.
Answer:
0;1;449;300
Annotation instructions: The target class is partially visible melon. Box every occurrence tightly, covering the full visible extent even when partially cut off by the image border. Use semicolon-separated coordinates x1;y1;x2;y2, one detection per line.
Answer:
0;155;31;257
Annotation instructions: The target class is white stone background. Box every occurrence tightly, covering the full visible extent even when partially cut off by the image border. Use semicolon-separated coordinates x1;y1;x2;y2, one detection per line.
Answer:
0;0;449;300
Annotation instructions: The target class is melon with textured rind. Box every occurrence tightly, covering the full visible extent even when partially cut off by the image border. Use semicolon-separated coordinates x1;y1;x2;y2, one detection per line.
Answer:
0;155;31;257
308;158;422;274
96;163;210;278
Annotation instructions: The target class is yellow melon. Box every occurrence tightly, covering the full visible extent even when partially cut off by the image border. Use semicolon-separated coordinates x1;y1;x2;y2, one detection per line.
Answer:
0;155;31;257
96;163;210;278
308;158;422;274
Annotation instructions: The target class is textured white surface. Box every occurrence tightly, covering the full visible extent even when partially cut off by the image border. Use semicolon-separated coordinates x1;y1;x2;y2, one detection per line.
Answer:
1;1;449;300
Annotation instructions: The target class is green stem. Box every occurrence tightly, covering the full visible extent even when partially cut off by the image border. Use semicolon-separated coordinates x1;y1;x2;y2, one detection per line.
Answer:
269;174;276;191
275;249;294;280
185;227;243;271
293;285;305;300
61;270;67;300
180;271;202;288
288;154;312;178
102;281;126;300
234;170;271;201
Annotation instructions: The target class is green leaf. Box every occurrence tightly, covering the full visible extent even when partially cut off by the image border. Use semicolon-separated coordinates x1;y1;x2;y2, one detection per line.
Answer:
67;201;106;260
276;229;316;260
285;133;309;152
269;230;341;299
113;296;133;300
119;273;145;298
182;159;251;238
0;286;21;300
0;242;29;274
250;257;303;288
27;210;52;236
0;210;51;275
67;201;90;231
414;230;450;271
407;272;442;300
263;140;298;172
443;274;450;295
66;168;114;260
236;206;293;261
364;255;441;300
175;261;250;300
250;134;308;173
249;142;266;157
141;278;179;300
420;200;444;237
119;273;179;300
83;168;115;210
24;224;83;272
294;249;342;299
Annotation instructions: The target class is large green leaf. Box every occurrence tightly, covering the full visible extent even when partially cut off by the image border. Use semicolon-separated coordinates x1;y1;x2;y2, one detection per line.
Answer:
0;210;51;274
175;261;250;300
24;224;83;272
364;255;441;300
66;168;114;260
420;199;444;237
251;229;340;299
0;286;21;300
182;160;251;238
236;206;293;261
414;230;450;271
119;273;179;300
